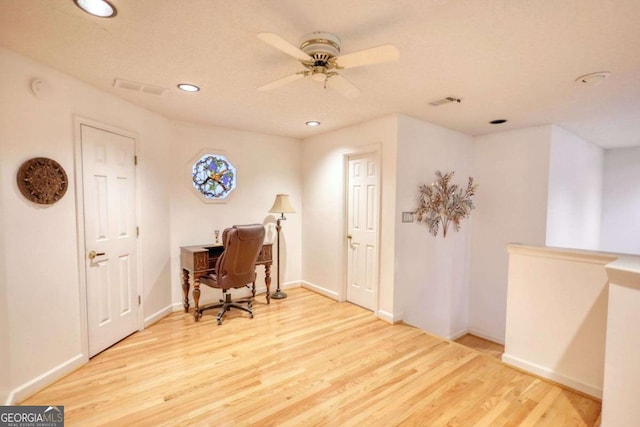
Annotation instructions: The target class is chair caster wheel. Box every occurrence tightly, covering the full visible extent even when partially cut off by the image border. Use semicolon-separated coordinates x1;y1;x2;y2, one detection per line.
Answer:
216;318;222;325
249;314;254;319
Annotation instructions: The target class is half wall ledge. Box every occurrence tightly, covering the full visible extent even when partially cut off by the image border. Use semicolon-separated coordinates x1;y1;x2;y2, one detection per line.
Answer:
601;256;640;426
503;244;615;399
504;243;640;424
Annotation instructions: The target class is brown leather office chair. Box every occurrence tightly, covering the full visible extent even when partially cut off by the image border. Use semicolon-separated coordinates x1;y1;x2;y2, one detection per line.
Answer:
196;224;265;325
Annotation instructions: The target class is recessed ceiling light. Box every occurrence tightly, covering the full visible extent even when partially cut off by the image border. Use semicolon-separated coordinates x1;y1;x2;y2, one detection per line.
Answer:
73;0;117;18
305;121;321;127
575;71;611;86
177;83;200;92
489;119;507;125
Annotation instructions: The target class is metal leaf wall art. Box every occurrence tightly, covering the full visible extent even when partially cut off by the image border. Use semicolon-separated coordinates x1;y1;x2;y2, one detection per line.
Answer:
415;170;477;238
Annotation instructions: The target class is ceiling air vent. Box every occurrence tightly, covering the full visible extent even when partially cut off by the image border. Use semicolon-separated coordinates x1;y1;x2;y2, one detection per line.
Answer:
429;96;461;106
113;78;168;96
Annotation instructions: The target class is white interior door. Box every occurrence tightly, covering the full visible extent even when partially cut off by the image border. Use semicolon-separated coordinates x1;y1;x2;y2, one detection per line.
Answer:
81;124;139;357
346;152;380;311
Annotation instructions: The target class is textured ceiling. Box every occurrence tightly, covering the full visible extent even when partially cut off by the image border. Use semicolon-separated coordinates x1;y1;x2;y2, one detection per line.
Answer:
1;0;639;147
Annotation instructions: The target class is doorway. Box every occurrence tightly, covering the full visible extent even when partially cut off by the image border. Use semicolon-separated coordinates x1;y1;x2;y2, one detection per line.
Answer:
345;151;380;311
77;122;140;357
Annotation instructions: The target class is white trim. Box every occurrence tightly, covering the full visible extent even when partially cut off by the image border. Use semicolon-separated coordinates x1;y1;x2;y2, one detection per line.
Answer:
143;305;172;328
301;280;339;300
5;353;86;405
279;280;301;290
172;302;186;312
506;244;618;265
447;328;469;341
376;309;401;324
605;257;640;290
501;353;602;399
73;116;90;362
134;133;144;332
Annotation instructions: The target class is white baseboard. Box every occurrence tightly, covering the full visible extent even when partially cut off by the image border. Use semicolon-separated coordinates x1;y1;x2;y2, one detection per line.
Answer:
298;281;402;323
467;328;505;345
280;280;301;290
6;353;86;405
376;309;403;324
144;304;172;328
448;328;469;341
300;280;339;300
171;301;186;312
501;353;602;399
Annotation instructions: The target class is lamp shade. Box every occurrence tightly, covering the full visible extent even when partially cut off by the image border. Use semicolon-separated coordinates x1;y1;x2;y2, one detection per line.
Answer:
269;194;296;214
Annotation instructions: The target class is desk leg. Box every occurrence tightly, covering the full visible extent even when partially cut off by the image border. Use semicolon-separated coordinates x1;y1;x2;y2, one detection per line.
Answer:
265;263;271;305
182;269;190;313
193;280;201;321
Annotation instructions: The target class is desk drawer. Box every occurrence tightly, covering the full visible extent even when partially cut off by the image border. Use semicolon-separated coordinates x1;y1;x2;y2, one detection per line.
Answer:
194;252;208;271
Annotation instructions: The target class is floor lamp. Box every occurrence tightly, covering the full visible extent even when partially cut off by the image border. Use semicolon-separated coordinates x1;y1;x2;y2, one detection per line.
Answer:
269;194;295;299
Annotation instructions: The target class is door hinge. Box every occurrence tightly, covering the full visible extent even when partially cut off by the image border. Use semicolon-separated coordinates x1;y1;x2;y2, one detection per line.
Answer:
136;226;140;237
138;295;141;306
134;155;138;165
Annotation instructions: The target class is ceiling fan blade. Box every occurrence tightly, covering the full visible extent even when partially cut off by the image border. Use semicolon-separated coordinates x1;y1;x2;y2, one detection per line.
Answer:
257;32;312;62
336;44;400;69
258;73;306;91
328;74;360;100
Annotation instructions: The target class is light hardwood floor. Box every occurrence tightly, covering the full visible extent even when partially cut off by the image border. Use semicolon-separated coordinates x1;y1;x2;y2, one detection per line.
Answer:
23;288;601;426
454;334;504;359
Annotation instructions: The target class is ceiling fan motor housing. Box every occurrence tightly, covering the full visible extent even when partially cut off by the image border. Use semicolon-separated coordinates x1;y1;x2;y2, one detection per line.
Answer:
299;32;341;59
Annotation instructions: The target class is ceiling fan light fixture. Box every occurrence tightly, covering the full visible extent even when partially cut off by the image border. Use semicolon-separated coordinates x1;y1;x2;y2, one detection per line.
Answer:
311;71;327;82
177;83;200;92
305;121;321;127
73;0;117;18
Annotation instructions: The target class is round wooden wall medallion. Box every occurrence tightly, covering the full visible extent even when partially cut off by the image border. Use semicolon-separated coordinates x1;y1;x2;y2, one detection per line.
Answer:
17;157;68;205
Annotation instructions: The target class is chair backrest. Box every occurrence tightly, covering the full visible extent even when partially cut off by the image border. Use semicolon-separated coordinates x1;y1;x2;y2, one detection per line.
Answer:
215;224;265;289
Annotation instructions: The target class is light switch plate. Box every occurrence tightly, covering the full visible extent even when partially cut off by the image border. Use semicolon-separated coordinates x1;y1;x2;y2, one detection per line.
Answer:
402;212;414;223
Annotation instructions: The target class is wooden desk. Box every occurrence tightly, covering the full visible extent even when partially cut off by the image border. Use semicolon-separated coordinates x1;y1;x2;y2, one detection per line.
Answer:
180;243;273;320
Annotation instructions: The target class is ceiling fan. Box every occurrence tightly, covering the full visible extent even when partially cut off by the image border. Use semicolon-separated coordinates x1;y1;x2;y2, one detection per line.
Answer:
257;31;399;99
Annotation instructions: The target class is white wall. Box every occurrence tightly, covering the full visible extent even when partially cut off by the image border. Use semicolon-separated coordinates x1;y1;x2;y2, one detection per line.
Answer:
1;49;82;402
0;47;172;403
0;160;9;403
169;121;302;308
470;126;552;343
301;115;398;319
394;115;473;339
546;126;603;250
504;245;613;398
600;147;640;255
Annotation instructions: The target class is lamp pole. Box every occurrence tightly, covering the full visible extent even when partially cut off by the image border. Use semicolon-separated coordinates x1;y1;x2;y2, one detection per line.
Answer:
268;194;295;300
272;213;287;299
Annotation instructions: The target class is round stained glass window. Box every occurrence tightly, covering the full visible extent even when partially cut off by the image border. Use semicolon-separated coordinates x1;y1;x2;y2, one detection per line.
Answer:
192;154;237;200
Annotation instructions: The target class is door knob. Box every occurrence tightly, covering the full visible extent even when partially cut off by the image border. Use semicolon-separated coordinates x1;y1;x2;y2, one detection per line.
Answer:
88;250;106;260
347;234;352;239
